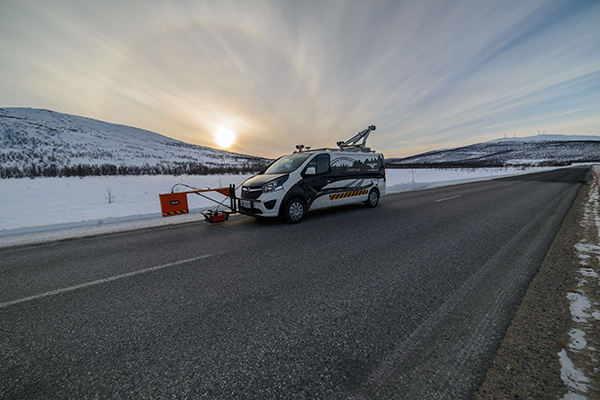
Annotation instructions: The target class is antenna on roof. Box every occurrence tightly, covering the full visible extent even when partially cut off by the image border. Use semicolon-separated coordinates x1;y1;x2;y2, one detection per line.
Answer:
337;125;376;152
294;144;311;153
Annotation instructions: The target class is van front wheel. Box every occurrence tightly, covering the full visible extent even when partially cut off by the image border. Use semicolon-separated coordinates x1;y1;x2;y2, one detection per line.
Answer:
283;197;307;224
365;188;380;208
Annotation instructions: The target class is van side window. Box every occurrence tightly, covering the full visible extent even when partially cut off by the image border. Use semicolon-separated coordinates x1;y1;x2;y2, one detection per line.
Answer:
306;154;330;175
316;154;330;174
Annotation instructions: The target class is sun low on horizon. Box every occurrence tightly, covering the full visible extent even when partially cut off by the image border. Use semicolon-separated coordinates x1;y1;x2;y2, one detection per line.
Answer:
213;126;236;150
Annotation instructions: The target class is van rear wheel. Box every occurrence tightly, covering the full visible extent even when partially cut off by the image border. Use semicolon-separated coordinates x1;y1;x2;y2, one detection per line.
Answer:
284;197;307;223
365;188;380;208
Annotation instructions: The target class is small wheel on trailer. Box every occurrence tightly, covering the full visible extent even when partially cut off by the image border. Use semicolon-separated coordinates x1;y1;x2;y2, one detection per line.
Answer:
283;197;307;224
364;188;380;208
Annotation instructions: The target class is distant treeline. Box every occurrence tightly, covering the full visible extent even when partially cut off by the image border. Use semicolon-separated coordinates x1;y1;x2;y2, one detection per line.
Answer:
0;161;270;179
385;160;579;169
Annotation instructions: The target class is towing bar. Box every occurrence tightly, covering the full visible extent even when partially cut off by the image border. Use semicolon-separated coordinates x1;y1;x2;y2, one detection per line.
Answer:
159;184;238;223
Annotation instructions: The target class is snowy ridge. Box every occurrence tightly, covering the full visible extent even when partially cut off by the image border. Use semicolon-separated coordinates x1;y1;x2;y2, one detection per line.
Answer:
0;108;269;178
490;134;600;143
388;135;600;168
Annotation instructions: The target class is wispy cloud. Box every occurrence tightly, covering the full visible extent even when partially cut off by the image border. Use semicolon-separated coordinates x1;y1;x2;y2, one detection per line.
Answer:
1;0;599;157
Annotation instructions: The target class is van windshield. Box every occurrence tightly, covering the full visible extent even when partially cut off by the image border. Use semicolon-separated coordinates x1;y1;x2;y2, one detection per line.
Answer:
264;153;311;174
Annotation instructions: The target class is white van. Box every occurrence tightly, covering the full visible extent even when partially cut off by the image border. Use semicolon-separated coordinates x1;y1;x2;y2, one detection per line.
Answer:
238;126;386;223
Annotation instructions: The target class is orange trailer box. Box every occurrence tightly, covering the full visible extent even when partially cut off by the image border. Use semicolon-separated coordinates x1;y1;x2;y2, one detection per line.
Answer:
159;193;189;217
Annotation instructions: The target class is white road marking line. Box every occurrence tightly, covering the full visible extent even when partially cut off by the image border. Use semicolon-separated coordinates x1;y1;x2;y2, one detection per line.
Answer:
502;183;513;187
0;254;213;309
435;195;462;203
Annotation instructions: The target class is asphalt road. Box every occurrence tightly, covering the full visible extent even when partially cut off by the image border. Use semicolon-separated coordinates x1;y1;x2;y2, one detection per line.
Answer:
0;167;589;399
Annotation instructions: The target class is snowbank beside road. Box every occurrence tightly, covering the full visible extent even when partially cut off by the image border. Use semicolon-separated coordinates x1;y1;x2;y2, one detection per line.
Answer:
0;174;252;232
558;166;600;399
384;166;556;191
0;166;562;246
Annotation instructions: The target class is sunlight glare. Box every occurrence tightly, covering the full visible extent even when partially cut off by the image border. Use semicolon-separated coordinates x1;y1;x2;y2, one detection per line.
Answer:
214;126;235;149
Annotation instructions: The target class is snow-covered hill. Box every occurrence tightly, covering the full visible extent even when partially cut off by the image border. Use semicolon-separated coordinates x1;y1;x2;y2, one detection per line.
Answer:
0;108;269;178
387;135;600;168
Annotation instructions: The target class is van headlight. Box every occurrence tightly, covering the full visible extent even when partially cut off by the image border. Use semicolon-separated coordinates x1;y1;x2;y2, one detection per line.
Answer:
262;176;287;193
262;181;283;193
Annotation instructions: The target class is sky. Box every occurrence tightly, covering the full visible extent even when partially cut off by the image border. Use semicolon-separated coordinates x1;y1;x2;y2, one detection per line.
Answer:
1;0;599;159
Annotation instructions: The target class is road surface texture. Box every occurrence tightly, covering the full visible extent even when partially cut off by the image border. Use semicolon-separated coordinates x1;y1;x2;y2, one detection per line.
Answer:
477;167;598;399
0;167;589;399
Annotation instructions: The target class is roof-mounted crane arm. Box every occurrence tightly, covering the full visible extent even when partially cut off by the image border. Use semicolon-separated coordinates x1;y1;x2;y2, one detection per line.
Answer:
337;125;376;152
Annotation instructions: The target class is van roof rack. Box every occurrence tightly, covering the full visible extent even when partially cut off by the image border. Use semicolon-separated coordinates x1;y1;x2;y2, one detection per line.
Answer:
294;125;377;153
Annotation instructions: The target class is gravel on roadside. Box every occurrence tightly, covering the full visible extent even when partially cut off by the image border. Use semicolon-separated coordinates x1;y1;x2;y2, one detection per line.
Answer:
476;167;599;399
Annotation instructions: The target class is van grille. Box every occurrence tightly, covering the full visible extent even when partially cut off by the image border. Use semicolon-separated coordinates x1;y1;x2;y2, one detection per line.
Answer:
241;186;262;200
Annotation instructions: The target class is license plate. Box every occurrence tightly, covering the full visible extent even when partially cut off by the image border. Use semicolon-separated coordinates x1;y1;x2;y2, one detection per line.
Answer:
240;200;251;208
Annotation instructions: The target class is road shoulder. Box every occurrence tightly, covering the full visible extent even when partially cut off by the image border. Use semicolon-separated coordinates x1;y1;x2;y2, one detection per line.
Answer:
476;167;599;399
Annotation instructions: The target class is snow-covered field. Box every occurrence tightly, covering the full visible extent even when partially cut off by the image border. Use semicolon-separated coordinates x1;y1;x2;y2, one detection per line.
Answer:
0;167;560;246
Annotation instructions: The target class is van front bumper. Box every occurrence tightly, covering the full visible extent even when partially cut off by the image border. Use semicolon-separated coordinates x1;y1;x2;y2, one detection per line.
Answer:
238;198;280;218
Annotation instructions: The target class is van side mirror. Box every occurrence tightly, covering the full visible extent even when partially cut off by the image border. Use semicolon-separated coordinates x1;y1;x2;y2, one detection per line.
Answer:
305;167;316;175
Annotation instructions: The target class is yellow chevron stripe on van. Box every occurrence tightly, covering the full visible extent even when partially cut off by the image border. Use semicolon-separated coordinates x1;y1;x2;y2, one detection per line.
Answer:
329;189;368;200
